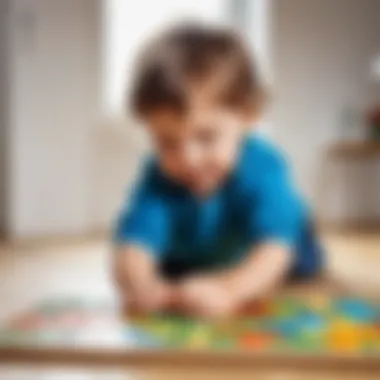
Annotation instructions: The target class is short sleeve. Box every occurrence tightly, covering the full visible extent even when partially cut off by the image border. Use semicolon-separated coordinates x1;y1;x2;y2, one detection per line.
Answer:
113;163;171;259
246;149;305;248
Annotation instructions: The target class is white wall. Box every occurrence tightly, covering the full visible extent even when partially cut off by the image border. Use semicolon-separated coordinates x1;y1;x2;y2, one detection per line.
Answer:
0;0;9;236
7;0;100;238
5;0;229;239
271;0;380;222
4;0;379;238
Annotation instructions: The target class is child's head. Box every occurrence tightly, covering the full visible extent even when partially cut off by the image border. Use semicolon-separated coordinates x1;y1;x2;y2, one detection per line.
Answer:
130;24;265;195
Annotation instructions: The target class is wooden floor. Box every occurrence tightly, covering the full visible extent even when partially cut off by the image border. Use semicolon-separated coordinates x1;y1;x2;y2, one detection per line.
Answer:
0;231;379;379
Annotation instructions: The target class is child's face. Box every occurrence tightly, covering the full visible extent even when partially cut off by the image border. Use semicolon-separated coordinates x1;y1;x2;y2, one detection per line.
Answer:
147;101;249;196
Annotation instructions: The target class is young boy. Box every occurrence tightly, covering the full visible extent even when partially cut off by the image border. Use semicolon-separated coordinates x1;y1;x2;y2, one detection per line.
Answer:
113;24;323;318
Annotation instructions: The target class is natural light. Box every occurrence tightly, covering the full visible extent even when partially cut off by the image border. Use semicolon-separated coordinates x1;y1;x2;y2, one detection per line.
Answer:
102;0;228;116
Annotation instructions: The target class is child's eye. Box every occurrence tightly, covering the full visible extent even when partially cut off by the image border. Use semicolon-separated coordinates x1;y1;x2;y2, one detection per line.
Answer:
158;137;179;151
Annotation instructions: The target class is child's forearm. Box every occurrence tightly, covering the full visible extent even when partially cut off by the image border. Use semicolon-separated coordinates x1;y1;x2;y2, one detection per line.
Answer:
220;243;293;303
114;245;173;311
114;245;158;291
168;244;292;318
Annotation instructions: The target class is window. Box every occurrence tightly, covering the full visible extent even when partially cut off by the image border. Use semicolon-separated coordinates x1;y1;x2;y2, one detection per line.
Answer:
102;0;228;116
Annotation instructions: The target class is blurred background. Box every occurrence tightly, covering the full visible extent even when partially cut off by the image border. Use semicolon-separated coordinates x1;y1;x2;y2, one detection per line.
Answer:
0;0;379;377
1;0;380;242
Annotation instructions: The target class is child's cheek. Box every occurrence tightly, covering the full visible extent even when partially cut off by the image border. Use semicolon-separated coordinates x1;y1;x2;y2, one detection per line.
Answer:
161;156;182;180
214;137;240;172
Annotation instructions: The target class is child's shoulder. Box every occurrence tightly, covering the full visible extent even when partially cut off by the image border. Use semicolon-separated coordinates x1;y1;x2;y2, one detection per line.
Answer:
232;134;295;199
241;134;288;172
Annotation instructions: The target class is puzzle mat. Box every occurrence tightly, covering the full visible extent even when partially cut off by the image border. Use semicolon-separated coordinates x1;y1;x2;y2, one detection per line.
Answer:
0;296;379;355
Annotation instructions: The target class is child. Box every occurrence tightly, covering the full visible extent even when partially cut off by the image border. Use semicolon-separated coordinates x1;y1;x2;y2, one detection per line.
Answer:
113;24;323;318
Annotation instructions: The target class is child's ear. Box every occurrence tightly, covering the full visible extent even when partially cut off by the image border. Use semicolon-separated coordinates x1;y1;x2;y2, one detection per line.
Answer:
241;102;262;127
242;89;270;127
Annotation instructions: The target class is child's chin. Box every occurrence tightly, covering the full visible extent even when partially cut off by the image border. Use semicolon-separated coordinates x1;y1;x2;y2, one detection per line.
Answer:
190;181;218;197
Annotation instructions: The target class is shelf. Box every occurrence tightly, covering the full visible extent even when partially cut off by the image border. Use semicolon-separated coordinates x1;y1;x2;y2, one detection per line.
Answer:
327;141;380;158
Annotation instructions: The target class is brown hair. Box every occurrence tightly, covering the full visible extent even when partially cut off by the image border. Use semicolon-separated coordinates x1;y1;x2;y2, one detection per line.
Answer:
130;23;265;117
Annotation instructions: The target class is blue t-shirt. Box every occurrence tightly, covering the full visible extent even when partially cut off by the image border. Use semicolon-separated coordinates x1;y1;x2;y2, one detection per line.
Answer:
114;136;322;277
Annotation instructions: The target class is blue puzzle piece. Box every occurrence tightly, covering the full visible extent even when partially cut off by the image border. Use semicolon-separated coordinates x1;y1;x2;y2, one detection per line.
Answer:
298;313;325;331
335;298;376;322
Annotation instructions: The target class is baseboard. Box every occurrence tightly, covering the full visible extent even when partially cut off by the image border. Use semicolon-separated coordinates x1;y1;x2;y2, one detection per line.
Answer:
4;229;110;250
2;222;380;250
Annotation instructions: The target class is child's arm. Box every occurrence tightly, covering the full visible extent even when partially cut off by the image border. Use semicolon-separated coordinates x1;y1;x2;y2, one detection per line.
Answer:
113;162;172;313
114;245;174;312
177;145;302;317
226;144;303;302
175;243;292;318
219;241;293;303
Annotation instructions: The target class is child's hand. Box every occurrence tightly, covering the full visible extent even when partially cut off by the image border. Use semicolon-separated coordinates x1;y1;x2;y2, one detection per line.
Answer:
126;279;173;313
175;276;238;318
126;281;171;313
